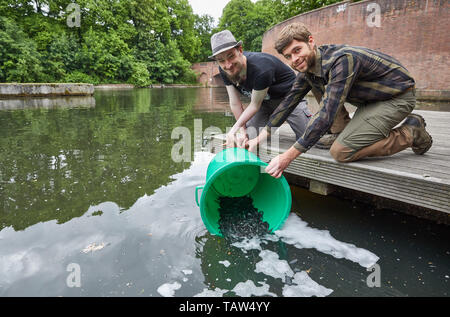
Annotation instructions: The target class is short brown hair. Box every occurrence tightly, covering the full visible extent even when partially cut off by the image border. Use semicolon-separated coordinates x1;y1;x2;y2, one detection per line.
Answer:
275;23;312;54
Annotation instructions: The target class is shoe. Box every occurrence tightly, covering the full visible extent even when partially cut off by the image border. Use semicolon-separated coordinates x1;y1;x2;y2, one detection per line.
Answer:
401;114;433;155
314;133;339;149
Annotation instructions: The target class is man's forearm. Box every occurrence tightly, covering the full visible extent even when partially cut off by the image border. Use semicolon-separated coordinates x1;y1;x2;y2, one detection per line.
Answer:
231;89;268;134
230;102;244;121
284;145;302;161
230;102;260;134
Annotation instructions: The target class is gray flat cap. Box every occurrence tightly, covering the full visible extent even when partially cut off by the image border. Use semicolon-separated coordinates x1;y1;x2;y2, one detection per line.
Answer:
209;30;243;60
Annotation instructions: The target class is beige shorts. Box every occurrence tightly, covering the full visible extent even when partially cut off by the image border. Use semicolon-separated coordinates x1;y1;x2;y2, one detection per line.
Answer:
337;89;416;153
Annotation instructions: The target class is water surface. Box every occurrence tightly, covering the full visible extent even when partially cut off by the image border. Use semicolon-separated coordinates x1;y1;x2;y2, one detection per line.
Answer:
0;88;448;297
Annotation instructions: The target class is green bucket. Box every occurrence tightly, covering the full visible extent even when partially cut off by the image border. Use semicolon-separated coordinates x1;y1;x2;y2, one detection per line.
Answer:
195;148;292;236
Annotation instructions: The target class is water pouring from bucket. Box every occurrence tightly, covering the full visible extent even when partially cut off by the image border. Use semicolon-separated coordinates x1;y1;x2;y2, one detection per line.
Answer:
195;148;292;237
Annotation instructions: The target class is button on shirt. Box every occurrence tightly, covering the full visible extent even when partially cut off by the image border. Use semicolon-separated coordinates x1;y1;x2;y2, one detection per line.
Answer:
265;44;416;153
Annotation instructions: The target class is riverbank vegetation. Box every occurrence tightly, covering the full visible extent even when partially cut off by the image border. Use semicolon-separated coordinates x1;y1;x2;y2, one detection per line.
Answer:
0;0;343;86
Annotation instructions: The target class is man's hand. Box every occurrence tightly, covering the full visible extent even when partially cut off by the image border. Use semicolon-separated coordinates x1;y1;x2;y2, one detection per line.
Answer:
265;146;301;178
246;128;268;153
224;132;237;148
235;133;248;148
247;138;259;153
224;128;248;148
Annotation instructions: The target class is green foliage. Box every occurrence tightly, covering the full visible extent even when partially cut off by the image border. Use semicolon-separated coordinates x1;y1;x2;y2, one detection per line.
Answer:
0;0;347;81
0;0;203;84
128;62;151;87
0;17;44;82
192;14;215;62
276;0;344;19
217;0;344;52
64;71;100;85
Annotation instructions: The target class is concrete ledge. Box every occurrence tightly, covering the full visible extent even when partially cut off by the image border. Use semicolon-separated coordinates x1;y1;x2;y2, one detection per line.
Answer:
0;83;94;98
0;96;95;110
95;84;134;89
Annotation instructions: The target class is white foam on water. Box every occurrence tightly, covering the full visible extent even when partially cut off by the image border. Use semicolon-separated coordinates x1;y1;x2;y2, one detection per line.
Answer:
192;151;216;166
194;287;228;297
282;271;333;297
181;269;193;275
157;282;181;297
231;235;275;252
253;249;333;297
231;238;262;252
81;242;107;253
255;250;294;280
274;213;379;268
231;280;277;297
218;260;231;267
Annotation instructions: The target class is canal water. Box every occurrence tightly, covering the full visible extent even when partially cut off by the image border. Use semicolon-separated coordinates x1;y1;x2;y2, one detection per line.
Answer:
0;88;448;297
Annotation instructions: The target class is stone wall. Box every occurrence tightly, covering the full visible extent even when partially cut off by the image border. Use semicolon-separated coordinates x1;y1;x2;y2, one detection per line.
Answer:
0;83;94;98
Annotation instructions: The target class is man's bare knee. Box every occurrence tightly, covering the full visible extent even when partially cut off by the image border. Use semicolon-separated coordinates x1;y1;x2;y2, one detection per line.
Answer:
329;141;351;163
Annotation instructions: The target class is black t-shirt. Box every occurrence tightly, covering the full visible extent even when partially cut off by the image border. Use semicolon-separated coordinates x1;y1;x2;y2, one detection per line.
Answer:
219;51;296;100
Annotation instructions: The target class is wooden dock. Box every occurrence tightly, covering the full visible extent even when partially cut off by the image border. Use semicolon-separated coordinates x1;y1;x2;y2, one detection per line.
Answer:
209;110;450;219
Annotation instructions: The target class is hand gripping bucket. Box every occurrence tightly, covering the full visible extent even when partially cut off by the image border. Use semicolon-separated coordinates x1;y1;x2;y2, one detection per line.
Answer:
195;148;291;236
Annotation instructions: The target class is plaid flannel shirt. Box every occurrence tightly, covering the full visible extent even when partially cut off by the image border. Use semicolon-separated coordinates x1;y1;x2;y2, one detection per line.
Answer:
265;44;415;153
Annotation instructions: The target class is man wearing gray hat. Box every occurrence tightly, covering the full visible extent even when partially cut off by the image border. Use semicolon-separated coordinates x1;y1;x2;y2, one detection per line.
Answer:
209;29;317;149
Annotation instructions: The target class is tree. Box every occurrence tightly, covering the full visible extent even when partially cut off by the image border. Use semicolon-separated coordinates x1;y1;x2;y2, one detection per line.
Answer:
165;0;201;63
0;17;43;82
192;14;215;62
274;0;344;21
216;0;345;52
0;0;345;84
0;0;201;84
218;0;255;49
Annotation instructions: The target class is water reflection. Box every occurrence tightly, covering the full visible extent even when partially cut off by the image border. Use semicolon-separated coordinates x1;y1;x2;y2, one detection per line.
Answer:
0;88;234;232
0;88;448;297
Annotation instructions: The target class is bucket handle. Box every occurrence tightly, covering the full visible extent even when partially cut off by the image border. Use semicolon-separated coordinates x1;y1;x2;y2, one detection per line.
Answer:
195;185;204;207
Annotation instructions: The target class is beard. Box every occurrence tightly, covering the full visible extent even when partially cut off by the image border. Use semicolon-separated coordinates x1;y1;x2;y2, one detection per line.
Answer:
294;45;316;72
224;65;246;85
306;49;316;69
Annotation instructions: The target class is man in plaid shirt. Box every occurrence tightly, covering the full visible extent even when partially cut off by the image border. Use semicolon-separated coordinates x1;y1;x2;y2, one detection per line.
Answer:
248;23;432;178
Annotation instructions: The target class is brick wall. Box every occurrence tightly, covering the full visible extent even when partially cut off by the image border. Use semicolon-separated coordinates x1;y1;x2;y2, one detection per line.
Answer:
191;62;224;87
262;0;449;96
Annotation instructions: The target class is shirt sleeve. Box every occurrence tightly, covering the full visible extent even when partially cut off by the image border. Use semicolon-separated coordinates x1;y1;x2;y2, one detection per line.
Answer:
293;54;361;153
264;72;311;134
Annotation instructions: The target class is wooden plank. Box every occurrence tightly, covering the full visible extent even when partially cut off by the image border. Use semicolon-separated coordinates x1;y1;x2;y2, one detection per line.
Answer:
211;134;450;181
258;150;450;212
264;144;450;191
308;149;450;176
276;141;450;177
208;109;450;214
